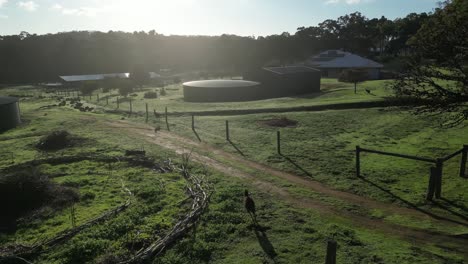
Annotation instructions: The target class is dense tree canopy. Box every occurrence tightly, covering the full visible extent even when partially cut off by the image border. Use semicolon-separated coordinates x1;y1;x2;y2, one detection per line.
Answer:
392;0;468;125
0;12;432;84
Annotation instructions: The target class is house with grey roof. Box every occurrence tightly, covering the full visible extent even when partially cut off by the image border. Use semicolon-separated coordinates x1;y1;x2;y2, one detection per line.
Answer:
304;50;384;80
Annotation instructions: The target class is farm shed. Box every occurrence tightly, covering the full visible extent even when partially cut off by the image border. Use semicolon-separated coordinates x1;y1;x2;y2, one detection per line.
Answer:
0;96;21;132
59;73;130;83
244;66;322;98
305;50;384;80
183;80;261;102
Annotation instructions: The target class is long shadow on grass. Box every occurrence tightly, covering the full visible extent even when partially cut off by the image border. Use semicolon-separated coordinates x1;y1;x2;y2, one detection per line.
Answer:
280;154;312;177
192;128;201;142
358;175;468;227
254;225;277;260
228;140;245;156
434;198;468;222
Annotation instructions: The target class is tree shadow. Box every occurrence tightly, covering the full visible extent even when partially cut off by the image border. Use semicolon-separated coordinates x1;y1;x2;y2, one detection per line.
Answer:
358;175;468;227
280;154;312;177
228;140;245;156
291;91;326;99
254;225;277;260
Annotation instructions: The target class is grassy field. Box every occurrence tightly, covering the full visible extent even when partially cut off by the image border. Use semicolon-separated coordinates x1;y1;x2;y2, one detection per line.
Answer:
84;78;394;114
0;88;467;263
155;107;468;221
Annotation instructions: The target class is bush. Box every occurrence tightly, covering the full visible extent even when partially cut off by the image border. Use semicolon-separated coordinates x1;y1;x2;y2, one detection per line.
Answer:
144;91;158;99
160;88;167;96
0;168;79;231
36;130;72;150
80;81;99;96
119;85;134;97
173;76;181;84
81;191;96;202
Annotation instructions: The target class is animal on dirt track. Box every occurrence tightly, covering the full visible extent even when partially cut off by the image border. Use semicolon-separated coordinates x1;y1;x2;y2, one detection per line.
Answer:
244;190;257;225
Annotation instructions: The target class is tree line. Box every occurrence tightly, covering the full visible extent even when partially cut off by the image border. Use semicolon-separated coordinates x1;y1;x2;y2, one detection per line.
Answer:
0;11;432;84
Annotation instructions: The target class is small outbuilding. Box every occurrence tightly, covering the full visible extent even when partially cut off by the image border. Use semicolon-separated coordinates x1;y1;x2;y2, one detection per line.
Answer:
304;50;384;80
183;80;261;102
244;66;322;98
0;96;21;132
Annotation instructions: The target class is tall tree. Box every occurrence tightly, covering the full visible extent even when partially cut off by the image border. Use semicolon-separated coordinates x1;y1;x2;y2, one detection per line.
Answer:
392;0;468;125
339;69;369;94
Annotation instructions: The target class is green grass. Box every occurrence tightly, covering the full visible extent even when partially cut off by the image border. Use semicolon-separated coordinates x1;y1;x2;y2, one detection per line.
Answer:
87;78;393;114
160;109;468;216
0;89;467;263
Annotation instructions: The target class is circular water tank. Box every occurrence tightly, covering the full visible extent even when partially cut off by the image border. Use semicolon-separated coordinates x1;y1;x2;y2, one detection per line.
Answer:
0;97;21;131
183;80;262;102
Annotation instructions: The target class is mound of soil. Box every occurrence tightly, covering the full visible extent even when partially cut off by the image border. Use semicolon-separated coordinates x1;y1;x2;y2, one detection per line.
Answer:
36;130;72;150
258;117;298;128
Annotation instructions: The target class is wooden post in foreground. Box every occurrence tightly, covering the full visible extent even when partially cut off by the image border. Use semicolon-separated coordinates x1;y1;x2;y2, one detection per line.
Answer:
356;146;361;177
226;120;230;141
277;131;281;155
192;115;195;130
426;167;437;201
460;145;467;178
325;240;337;264
165;107;169;131
117;97;120;109
434;159;443;199
129;98;132;115
145;103;149;123
106;97;109;105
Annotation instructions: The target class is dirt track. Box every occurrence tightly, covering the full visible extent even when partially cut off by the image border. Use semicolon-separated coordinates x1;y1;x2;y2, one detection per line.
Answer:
106;119;468;256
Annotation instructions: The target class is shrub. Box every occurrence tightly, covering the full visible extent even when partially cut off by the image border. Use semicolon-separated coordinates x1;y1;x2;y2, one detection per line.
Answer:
173;76;181;84
160;88;167;96
144;91;158;99
36;130;72;150
80;81;99;96
81;191;96;202
0;168;78;231
119;85;134;97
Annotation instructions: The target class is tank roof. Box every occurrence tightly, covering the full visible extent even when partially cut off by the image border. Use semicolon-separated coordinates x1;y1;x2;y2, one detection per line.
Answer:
0;96;19;105
183;80;260;88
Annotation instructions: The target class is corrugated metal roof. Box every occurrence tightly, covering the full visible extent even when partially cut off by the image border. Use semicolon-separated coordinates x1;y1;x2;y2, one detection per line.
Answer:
59;73;129;82
306;50;383;69
149;72;161;79
264;66;320;74
184;80;260;88
0;96;19;105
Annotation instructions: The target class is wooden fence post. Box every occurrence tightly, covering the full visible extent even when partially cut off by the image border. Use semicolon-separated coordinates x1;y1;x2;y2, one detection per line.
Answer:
129;98;132;115
426;167;437;201
106;97;109;105
460;145;467;178
117;97;120;109
226;120;230;141
325;240;337;264
192;115;195;130
356;146;361;177
165;107;169;131
434;159;443;199
277;131;281;155
145;103;149;123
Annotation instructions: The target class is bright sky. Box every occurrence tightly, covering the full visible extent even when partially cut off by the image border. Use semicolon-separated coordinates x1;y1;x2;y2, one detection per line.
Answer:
0;0;439;36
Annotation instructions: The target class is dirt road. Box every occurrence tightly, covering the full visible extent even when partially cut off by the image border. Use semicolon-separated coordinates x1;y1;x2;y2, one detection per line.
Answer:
107;119;468;256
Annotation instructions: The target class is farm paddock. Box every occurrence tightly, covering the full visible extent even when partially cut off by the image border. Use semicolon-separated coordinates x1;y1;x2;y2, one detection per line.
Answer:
0;86;467;263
